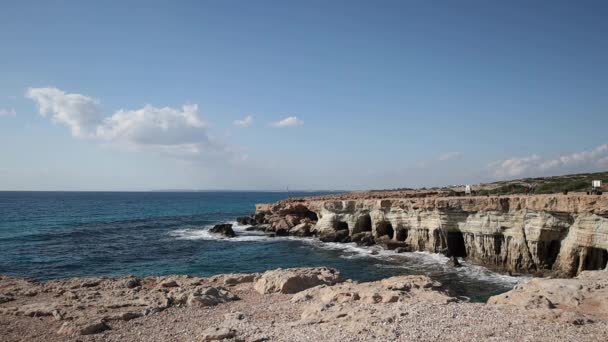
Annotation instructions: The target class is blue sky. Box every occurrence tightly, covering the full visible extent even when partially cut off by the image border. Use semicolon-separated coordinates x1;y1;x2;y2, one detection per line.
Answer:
1;0;607;190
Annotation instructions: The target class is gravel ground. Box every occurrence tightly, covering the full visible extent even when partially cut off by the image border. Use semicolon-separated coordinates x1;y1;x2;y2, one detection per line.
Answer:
2;281;607;342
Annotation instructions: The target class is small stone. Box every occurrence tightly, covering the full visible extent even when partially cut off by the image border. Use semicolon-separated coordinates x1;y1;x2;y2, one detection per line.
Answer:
201;327;236;341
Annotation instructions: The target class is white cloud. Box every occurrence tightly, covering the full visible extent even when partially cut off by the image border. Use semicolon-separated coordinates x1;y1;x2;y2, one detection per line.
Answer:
233;115;253;128
0;108;16;117
26;87;229;160
26;87;102;137
490;143;608;179
438;152;463;161
271;116;303;128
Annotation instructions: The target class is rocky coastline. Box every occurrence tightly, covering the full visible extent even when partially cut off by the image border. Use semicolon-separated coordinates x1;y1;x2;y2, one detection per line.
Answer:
2;191;607;341
245;192;608;277
1;267;608;341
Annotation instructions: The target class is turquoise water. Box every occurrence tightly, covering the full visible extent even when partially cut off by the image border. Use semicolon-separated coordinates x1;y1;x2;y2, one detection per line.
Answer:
0;191;523;301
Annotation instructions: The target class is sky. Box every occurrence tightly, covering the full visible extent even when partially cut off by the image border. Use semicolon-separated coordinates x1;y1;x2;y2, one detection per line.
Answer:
1;0;607;191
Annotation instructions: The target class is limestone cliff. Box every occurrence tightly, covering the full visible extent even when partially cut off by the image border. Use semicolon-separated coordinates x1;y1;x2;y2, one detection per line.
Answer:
254;194;608;276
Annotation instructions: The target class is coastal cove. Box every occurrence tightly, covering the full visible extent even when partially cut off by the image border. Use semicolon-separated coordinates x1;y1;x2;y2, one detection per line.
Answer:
0;191;522;302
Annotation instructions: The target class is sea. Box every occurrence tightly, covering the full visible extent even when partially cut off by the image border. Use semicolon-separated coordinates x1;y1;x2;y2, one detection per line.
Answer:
0;191;525;302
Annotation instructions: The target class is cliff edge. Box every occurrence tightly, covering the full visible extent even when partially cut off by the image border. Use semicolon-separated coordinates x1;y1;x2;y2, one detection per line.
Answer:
253;193;608;276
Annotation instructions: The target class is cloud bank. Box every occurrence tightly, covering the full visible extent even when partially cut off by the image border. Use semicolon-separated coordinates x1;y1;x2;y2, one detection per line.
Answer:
271;116;303;127
490;144;608;179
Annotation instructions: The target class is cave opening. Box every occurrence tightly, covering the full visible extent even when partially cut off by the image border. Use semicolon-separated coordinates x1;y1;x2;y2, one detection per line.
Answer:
333;220;349;231
583;247;608;271
446;232;467;258
353;214;372;234
395;228;408;242
376;221;394;239
304;210;319;221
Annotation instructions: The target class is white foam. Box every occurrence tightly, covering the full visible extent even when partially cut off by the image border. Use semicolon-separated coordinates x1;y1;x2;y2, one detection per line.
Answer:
170;221;528;286
169;222;272;242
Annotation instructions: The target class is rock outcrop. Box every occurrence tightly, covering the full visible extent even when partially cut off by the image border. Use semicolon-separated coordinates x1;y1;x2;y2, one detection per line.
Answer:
488;270;608;321
0;275;239;336
252;193;608;276
254;267;343;294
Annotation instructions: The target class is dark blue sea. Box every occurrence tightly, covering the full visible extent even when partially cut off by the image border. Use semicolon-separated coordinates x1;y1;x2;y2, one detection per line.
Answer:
0;191;523;301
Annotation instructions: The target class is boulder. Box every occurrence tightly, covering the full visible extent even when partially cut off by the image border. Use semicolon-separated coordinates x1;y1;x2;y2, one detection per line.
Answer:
351;232;375;246
292;275;455;321
319;229;350;243
58;320;110;336
201;327;236;341
394;247;411;253
254;267;343;294
289;222;313;237
273;218;292;231
213;273;258;286
183;286;239;307
236;216;254;225
376;237;408;250
209;224;236;238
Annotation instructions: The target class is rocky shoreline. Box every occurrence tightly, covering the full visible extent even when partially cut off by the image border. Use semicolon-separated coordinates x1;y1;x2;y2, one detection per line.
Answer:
1;268;608;341
245;192;608;277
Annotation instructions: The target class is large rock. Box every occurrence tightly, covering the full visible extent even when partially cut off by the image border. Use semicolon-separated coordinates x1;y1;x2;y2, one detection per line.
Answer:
289;222;313;237
253;267;343;294
351;232;375;246
319;229;350;243
488;270;608;320
292;275;453;306
209;223;236;238
292;275;456;325
236;216;254;225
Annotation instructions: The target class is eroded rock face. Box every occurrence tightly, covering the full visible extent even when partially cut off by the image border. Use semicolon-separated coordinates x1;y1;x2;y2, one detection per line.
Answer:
488;270;608;321
253;267;343;294
0;275;239;336
255;194;608;276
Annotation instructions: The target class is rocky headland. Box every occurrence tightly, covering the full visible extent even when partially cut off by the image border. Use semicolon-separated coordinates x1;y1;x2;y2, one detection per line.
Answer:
1;267;608;341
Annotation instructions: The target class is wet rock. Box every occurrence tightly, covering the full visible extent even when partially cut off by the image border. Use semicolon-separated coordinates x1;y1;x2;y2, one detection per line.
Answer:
209;224;236;238
352;232;375;246
289;222;313;237
394;247;411;253
447;256;462;267
237;216;255;225
319;229;350;243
